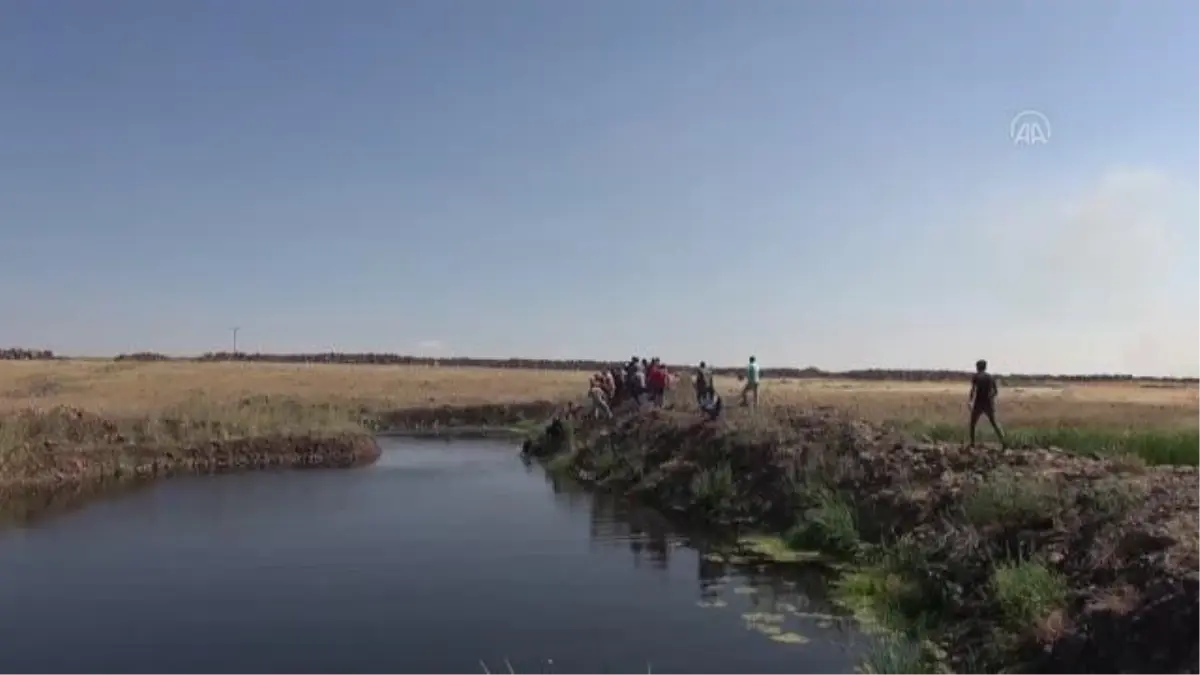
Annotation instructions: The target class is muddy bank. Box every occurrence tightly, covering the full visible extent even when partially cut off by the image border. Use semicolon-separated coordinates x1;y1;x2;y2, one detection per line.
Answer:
3;433;380;493
0;402;561;524
370;401;561;434
525;408;1199;673
0;407;381;523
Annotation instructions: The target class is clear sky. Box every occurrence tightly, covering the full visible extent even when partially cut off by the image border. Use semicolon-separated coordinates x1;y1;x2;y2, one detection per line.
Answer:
2;0;1197;375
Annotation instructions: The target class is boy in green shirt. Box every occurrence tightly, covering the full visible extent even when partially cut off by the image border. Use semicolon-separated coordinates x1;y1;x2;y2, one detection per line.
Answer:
741;356;761;407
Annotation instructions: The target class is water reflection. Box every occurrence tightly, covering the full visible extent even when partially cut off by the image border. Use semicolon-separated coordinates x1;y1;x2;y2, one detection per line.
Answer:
0;441;865;674
0;476;159;528
541;468;860;649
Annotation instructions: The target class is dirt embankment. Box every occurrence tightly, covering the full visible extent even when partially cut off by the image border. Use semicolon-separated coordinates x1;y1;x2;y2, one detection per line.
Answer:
526;408;1199;673
98;350;1198;384
0;402;563;523
371;401;562;433
0;408;381;521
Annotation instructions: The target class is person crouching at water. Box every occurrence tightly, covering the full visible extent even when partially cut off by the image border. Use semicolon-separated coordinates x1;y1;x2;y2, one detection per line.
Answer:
968;359;1006;447
699;390;723;420
588;375;613;419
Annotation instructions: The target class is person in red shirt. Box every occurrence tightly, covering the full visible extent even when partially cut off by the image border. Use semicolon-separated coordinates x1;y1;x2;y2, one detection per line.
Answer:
647;358;669;407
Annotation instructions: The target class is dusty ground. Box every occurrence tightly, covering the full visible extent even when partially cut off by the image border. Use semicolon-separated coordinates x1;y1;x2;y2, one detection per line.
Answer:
1;360;1195;430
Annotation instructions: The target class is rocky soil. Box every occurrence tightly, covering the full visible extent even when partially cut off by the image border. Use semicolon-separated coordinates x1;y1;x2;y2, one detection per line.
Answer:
527;407;1199;673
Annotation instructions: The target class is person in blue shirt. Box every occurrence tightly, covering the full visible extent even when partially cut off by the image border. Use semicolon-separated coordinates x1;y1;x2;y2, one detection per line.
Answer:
741;355;761;407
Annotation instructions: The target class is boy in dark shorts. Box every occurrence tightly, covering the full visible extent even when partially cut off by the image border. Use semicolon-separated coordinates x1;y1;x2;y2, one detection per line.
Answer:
694;361;713;405
968;359;1006;447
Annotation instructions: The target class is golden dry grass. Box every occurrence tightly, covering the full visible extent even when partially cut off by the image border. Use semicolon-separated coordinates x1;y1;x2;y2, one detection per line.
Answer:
0;360;1195;431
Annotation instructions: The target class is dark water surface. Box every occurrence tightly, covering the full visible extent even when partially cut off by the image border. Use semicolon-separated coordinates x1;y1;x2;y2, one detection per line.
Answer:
0;438;865;673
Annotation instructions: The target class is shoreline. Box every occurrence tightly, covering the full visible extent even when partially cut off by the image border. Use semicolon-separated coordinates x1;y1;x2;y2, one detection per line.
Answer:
522;407;1199;673
0;402;561;525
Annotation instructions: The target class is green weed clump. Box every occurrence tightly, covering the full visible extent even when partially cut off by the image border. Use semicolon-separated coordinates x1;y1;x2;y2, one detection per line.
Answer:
990;559;1067;627
860;635;933;675
1085;477;1146;522
834;566;917;633
962;470;1061;527
785;487;860;558
545;451;575;475
690;462;736;516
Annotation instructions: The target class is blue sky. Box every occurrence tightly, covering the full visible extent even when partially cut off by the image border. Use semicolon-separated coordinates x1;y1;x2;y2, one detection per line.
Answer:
2;0;1196;375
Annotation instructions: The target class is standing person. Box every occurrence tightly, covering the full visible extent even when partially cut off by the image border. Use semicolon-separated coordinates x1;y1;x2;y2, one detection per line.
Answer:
694;361;715;405
599;370;615;403
624;357;640;405
588;375;612;419
611;365;627;405
648;358;669;407
645;360;661;407
968;359;1006;447
740;355;761;407
632;360;647;406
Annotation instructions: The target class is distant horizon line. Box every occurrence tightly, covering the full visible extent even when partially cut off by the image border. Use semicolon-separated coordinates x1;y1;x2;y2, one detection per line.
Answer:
4;347;1193;382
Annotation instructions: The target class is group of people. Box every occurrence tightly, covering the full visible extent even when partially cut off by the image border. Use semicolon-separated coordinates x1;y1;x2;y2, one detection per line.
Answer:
586;356;670;419
585;355;764;421
579;355;1007;447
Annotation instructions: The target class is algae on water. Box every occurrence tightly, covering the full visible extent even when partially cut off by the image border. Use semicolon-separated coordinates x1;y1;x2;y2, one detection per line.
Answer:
741;612;786;624
770;631;811;645
737;535;824;563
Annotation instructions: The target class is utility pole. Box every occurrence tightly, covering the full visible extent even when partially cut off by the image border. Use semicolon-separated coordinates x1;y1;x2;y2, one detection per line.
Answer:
231;327;240;355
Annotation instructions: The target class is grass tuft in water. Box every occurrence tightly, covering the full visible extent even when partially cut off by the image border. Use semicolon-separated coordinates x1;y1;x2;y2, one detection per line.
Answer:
785;487;860;558
860;635;930;674
690;462;737;516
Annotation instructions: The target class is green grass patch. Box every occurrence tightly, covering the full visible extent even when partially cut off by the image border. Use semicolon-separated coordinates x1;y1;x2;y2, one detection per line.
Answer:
990;559;1067;627
920;424;1198;466
785;487;860;558
1085;477;1146;521
834;566;913;633
961;470;1061;527
861;635;934;674
545;451;575;475
690;462;737;516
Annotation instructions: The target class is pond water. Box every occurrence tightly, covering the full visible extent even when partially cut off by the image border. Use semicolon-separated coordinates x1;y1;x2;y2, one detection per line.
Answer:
0;438;867;673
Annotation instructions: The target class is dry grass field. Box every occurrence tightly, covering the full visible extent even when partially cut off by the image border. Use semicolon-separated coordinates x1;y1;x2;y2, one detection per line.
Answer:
0;359;1195;498
1;359;1195;430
